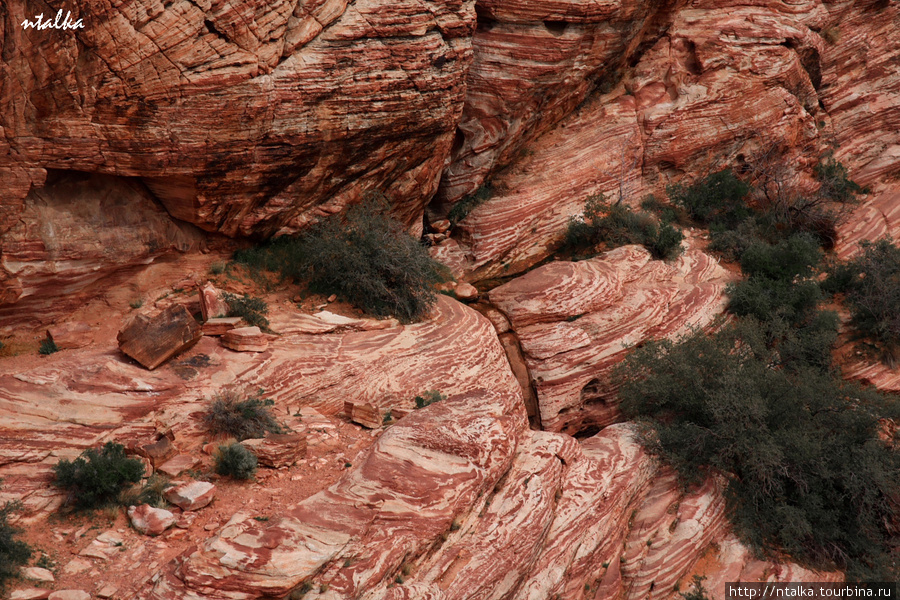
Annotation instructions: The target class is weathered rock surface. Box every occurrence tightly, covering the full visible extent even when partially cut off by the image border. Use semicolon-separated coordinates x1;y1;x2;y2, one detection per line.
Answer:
45;322;93;351
128;504;176;536
241;433;307;468
202;316;243;336
0;0;475;238
118;304;203;370
490;243;734;433
221;326;269;352
147;423;837;600
0;173;203;329
437;0;900;281
165;481;216;511
199;283;229;322
435;0;667;210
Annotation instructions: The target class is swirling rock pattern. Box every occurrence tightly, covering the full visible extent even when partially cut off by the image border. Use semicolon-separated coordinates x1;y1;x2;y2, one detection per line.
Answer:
490;243;734;434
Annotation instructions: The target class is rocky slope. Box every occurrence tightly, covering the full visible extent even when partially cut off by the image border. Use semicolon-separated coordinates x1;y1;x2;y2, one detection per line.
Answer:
2;0;900;598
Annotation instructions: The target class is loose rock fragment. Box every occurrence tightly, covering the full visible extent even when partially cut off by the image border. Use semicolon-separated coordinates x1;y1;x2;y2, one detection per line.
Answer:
117;304;202;370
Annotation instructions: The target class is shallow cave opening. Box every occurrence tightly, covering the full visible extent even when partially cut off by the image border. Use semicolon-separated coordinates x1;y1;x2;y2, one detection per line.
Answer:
543;21;568;37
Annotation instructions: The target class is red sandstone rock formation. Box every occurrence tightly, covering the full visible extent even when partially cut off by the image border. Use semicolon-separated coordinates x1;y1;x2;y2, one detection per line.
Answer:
0;0;474;238
489;242;734;434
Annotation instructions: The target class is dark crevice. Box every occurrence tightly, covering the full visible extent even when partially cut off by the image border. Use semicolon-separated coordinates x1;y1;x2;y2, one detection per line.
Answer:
543;21;568;37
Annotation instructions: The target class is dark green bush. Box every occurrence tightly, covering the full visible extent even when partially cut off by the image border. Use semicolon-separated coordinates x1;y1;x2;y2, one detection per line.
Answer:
296;201;447;323
616;321;900;580
0;495;33;593
53;442;145;510
223;292;270;330
448;184;492;226
727;234;824;324
739;234;822;281
215;443;257;480
824;239;900;362
203;388;283;441
679;576;711;600
563;196;683;260
668;168;751;227
414;390;446;409
38;338;59;355
814;154;867;203
235;199;447;323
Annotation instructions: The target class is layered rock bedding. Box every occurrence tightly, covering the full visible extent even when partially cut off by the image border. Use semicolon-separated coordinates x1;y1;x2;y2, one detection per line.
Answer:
2;0;899;598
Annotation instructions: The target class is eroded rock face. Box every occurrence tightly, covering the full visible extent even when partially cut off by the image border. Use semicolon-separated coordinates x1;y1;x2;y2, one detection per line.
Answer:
438;0;900;281
0;0;474;239
148;424;838;600
0;172;203;329
434;0;670;211
489;242;734;434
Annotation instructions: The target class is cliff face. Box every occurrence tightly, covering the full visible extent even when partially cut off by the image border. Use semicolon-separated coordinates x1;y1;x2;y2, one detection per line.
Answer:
1;0;899;598
3;0;900;316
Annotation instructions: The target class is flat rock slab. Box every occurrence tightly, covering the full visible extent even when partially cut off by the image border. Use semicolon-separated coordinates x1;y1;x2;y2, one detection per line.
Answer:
46;322;93;350
157;454;199;477
241;433;307;468
10;589;51;600
165;481;216;511
48;591;90;600
222;326;268;352
117;304;202;370
128;504;176;536
202;316;242;336
21;567;54;582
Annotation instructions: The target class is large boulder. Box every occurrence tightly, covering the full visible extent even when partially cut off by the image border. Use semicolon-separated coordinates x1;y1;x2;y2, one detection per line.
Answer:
117;304;203;370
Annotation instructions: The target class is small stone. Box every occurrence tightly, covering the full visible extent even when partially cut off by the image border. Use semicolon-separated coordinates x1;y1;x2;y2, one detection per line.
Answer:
96;584;118;599
221;326;269;352
431;219;451;233
327;294;337;302
21;567;54;583
454;282;479;301
175;512;197;528
202;316;242;336
241;434;307;468
46;322;93;350
48;591;91;600
345;402;383;429
128;504;176;536
204;522;219;531
157;454;199;477
164;481;216;511
136;436;176;466
199;282;230;321
10;590;51;600
62;558;92;575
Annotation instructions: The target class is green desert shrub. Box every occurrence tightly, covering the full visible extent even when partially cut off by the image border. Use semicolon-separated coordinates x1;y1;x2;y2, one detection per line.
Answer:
0;495;32;593
616;320;900;581
234;199;447;323
38;338;59;355
296;201;446;322
727;234;824;324
667;168;751;227
814;154;867;203
223;292;270;330
564;195;683;260
448;184;492;225
53;442;145;510
824;238;900;363
203;388;283;441
414;390;446;409
215;443;257;480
